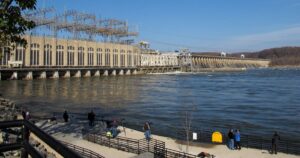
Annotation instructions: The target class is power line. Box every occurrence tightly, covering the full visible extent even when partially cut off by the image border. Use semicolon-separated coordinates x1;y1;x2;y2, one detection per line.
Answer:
147;39;219;51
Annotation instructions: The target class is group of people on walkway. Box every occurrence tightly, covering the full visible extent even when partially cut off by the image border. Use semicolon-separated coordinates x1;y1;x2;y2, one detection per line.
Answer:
227;129;241;150
227;129;281;154
19;109;286;156
62;110;96;127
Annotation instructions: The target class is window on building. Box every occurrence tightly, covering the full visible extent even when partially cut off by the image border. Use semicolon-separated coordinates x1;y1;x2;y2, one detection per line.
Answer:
56;45;64;66
78;47;84;66
0;47;10;66
67;46;75;66
15;43;25;65
105;48;110;66
87;47;94;66
120;49;125;66
44;44;52;66
127;50;132;66
96;48;102;66
113;49;118;67
30;43;40;66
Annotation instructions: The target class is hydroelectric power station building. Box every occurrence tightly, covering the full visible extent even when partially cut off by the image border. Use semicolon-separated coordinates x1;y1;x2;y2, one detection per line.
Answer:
0;8;270;80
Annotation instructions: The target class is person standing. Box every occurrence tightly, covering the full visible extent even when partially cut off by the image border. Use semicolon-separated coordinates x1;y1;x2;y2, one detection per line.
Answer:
272;131;280;154
88;112;92;126
63;110;69;122
228;129;234;150
90;110;95;126
143;122;151;142
234;129;241;150
21;110;26;119
88;110;95;127
111;120;118;137
25;112;31;120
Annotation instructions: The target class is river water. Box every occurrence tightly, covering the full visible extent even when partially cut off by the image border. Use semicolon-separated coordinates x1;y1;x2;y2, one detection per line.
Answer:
0;68;299;141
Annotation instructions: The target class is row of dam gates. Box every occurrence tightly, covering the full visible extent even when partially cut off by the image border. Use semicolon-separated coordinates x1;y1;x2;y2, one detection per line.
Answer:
0;55;270;80
185;54;270;72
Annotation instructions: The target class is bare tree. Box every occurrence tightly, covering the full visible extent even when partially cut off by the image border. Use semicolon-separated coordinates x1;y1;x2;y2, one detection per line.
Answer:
178;103;196;154
184;109;193;153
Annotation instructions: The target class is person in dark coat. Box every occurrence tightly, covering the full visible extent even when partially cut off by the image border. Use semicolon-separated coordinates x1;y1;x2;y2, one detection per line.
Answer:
88;110;95;126
272;131;280;154
63;110;69;122
21;110;26;120
228;129;234;150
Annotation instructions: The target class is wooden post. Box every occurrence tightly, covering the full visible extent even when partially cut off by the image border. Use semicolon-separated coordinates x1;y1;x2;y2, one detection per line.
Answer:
21;125;29;158
137;140;140;154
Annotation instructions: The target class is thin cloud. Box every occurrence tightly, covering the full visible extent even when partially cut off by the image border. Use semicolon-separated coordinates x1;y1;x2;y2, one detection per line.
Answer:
221;26;300;51
234;27;300;42
291;2;300;7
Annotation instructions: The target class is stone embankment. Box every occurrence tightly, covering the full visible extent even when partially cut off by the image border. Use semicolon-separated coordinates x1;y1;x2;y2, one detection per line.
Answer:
0;97;19;121
0;96;22;157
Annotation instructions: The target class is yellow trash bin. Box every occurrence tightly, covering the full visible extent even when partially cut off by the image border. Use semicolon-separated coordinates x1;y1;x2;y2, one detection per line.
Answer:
212;131;223;143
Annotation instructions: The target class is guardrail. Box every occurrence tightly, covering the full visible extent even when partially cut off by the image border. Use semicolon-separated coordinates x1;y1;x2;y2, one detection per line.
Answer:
154;146;198;158
0;66;137;71
177;129;300;155
62;141;105;158
0;120;82;158
85;133;164;154
85;133;198;158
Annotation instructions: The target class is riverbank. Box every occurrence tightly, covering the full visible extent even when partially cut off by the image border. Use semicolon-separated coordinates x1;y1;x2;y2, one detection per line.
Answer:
35;119;300;158
0;97;19;121
269;65;300;69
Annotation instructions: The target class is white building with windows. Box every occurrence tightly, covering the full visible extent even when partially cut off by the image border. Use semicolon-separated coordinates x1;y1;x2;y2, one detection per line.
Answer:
141;50;179;66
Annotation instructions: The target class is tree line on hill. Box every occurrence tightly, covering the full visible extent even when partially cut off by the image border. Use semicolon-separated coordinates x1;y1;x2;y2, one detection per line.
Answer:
193;47;300;67
231;47;300;67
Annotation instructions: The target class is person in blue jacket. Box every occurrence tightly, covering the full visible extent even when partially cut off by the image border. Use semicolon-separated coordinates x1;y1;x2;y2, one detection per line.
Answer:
234;129;241;150
143;122;151;142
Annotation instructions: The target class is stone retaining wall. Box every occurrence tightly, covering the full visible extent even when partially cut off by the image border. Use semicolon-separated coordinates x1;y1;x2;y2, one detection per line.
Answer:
0;97;19;121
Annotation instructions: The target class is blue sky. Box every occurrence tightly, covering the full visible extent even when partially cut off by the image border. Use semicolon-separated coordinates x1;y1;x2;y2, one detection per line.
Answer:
37;0;300;52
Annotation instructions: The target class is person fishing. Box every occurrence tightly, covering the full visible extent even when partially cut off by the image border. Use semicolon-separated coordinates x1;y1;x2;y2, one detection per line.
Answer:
271;131;280;154
63;110;69;122
88;110;95;127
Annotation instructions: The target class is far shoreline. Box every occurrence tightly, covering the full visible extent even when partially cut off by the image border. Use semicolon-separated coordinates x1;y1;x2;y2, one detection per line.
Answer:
269;65;300;68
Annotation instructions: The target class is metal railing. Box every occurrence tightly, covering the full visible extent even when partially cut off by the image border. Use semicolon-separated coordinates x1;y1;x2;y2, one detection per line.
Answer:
154;146;197;158
62;141;105;158
85;133;198;158
85;133;165;154
177;129;300;155
0;66;137;71
0;120;82;158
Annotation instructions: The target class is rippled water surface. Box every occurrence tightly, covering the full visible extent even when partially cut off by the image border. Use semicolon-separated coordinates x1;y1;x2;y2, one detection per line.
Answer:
0;68;299;141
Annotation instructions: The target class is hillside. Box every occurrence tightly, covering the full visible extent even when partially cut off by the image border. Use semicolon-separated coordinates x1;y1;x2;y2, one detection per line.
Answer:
230;47;300;66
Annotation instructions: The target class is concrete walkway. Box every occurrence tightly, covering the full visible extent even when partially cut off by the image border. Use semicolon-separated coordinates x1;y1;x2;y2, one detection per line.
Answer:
36;119;300;158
